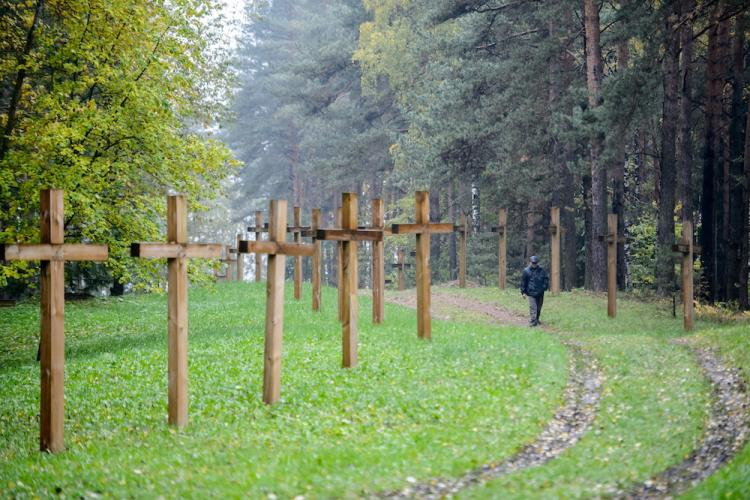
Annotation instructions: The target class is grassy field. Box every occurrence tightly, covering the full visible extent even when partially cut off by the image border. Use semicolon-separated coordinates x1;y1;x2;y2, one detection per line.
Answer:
0;282;567;498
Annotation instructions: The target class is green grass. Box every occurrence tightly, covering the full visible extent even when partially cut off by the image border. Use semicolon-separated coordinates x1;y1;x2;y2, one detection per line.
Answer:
0;282;567;498
448;288;712;497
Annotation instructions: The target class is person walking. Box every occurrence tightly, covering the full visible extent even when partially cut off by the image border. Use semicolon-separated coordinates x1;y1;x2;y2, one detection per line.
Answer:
520;255;549;327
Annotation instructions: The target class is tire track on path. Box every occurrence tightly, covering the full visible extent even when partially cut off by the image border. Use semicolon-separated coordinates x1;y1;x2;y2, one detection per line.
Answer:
378;291;603;499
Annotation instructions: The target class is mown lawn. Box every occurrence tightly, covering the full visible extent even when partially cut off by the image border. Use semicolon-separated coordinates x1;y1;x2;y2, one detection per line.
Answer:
449;287;747;498
0;282;567;498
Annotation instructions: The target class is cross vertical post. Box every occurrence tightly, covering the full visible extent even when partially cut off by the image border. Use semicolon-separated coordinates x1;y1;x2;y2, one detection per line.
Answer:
2;189;109;452
607;214;617;318
457;213;468;288
254;211;263;282
341;193;358;367
336;207;344;322
673;221;702;331
293;206;302;300
493;208;507;289
550;207;561;293
311;208;322;312
236;233;244;281
372;198;384;324
391;191;454;340
131;195;223;426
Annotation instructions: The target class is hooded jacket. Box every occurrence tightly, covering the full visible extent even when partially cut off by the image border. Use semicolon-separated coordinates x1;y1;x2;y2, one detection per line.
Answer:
520;265;549;298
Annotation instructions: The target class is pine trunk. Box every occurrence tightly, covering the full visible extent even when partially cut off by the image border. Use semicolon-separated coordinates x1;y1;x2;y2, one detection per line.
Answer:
584;0;607;292
612;39;629;290
656;5;680;297
677;0;695;222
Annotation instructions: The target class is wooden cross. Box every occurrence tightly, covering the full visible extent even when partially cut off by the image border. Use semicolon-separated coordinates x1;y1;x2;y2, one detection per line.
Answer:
371;199;385;324
238;200;314;404
315;193;383;367
247;211;267;282
1;189;108;453
454;213;468;288
391;248;412;291
491;208;507;289
287;207;311;300
231;233;245;281
549;207;561;293
672;220;702;331
391;191;454;340
131;195;223;427
599;214;627;318
221;245;236;281
311;208;322;312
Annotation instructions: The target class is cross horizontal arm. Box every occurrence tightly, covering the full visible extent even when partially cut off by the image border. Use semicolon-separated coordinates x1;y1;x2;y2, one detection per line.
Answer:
247;223;270;232
2;244;108;262
239;240;314;257
490;226;505;233
130;243;223;259
672;243;703;255
315;229;384;242
391;223;455;235
286;225;311;233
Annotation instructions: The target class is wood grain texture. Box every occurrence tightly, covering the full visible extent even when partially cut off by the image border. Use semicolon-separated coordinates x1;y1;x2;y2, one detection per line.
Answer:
415;191;431;340
263;200;287;404
391;222;454;234
130;243;222;259
167;195;189;427
255;211;263;282
681;221;695;331
3;244;108;261
314;229;383;241
238;240;314;257
341;193;358;368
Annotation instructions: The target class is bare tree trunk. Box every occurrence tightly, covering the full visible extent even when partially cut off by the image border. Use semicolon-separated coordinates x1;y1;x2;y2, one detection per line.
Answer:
741;92;750;310
584;0;607;291
727;13;746;302
612;38;629;290
677;0;695;222
656;4;681;296
700;3;727;303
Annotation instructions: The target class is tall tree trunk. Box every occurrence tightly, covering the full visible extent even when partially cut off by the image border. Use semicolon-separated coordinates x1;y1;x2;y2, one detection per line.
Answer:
716;15;732;301
656;4;681;296
700;3;727;302
677;0;695;222
740;91;750;310
612;38;629;290
583;173;593;289
726;14;746;302
471;177;481;233
583;0;607;291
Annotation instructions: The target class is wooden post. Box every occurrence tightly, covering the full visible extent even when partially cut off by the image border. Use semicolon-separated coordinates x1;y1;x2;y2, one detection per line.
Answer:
311;208;322;312
394;249;410;291
607;214;617;318
131;196;223;426
341;194;358;367
1;189;109;452
236;233;244;281
550;207;561;293
293;206;302;300
493;209;507;289
336;207;344;322
254;211;263;282
458;213;467;288
673;221;702;331
372;199;384;324
237;202;314;404
391;192;454;340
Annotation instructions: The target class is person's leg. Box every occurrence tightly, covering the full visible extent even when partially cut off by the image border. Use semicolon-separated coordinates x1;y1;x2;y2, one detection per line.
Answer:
536;293;544;323
528;295;537;326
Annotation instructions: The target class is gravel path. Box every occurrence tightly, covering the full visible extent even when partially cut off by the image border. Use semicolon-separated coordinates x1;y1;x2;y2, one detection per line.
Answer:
614;340;750;499
378;291;604;498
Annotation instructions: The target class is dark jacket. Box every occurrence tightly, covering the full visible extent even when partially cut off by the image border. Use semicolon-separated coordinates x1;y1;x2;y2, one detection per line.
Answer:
521;265;549;297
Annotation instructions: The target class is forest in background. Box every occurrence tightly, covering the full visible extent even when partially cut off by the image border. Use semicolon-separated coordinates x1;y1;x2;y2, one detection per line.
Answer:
227;0;750;308
1;0;749;310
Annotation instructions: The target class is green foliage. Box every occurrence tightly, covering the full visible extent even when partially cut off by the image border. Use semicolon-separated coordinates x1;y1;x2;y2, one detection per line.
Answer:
0;0;239;290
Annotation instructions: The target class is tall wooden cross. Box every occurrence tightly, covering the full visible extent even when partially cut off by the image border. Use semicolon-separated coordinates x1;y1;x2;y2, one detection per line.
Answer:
549;207;561;293
455;213;468;288
371;199;386;324
131;195;223;427
1;189;108;453
392;248;411;291
491;208;507;289
238;200;314;404
247;211;267;282
600;214;627;318
392;191;454;340
672;220;702;331
315;193;383;367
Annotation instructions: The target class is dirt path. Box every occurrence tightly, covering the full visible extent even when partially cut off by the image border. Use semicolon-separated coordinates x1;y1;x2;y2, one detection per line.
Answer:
380;290;750;499
379;291;604;498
